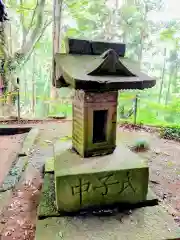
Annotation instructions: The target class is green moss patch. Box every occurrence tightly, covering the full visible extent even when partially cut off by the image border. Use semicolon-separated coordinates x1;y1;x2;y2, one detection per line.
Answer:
37;173;59;219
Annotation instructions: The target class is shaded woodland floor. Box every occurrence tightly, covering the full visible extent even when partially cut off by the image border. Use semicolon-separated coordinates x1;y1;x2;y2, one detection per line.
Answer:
0;121;180;239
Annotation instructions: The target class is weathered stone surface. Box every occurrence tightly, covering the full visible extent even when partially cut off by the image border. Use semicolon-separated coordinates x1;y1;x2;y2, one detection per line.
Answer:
65;38;126;56
54;145;149;212
0;156;28;192
65;38;92;55
0;190;11;213
44;140;72;173
35;206;180;240
91;41;126;56
0;190;12;232
37;171;157;219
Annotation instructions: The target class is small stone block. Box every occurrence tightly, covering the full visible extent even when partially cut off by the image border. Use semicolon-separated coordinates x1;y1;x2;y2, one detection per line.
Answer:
45;140;72;173
20;128;39;155
45;157;54;173
55;145;149;212
66;38;92;55
91;41;126;56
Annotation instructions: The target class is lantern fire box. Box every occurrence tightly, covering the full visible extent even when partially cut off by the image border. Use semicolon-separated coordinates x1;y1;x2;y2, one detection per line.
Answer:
73;90;118;157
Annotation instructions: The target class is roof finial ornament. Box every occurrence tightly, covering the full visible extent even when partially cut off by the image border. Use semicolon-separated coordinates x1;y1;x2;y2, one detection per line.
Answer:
87;48;136;76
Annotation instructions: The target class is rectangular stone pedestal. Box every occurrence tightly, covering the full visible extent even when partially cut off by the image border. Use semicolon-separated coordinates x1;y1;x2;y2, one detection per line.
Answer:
54;145;149;212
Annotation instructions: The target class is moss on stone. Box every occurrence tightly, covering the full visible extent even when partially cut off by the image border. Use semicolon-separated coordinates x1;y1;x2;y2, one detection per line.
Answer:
37;173;59;218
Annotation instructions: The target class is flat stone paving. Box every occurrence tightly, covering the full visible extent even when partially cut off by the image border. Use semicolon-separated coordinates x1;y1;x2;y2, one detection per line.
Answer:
35;205;180;240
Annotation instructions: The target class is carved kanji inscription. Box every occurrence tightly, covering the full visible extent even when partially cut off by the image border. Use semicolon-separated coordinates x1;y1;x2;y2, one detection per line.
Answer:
71;171;136;206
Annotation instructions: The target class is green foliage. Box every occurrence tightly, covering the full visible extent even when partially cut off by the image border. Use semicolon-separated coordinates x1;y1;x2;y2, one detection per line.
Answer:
1;0;180;130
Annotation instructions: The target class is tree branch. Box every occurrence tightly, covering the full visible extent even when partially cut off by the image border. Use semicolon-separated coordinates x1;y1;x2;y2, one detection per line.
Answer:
26;0;38;37
20;0;28;47
3;0;48;89
22;19;52;66
20;0;46;55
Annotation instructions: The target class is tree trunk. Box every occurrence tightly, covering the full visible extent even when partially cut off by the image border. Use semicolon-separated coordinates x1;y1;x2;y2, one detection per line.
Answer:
32;53;36;116
6;23;14;108
158;48;166;103
23;69;27;104
0;75;4;117
165;67;174;105
0;22;6;117
50;0;63;114
3;0;48;89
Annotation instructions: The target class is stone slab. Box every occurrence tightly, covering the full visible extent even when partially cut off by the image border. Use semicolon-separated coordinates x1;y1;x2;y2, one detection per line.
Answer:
54;145;149;212
0;190;12;232
35;205;180;240
20;128;39;156
37;172;158;219
0;156;28;192
0;190;11;213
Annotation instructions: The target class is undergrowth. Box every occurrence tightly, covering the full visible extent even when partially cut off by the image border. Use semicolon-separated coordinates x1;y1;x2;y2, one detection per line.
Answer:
160;126;180;141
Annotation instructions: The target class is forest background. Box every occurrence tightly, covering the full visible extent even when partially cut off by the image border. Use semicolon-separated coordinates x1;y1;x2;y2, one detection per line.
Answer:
0;0;180;127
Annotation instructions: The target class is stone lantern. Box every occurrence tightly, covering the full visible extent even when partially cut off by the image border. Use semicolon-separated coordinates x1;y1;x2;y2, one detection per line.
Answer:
52;38;156;212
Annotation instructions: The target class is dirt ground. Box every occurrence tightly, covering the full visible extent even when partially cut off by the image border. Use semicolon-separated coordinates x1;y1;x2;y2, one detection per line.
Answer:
0;134;26;186
0;121;180;239
0;163;42;240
